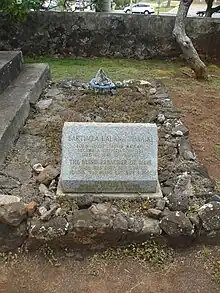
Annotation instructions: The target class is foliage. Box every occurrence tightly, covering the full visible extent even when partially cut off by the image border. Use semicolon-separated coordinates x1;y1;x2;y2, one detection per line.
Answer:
0;0;43;18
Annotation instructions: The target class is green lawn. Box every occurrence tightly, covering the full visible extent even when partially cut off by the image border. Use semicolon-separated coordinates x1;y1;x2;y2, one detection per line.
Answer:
25;56;184;81
25;56;220;90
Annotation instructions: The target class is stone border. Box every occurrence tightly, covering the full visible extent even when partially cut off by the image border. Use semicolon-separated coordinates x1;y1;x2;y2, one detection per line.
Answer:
1;79;220;252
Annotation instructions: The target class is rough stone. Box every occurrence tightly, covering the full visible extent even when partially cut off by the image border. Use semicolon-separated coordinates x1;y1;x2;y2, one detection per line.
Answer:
89;203;116;216
172;124;189;137
162;186;173;196
0;221;27;252
141;217;161;235
178;138;196;161
189;214;201;228
39;183;49;195
198;202;220;231
167;173;193;212
36;99;53;110
149;88;157;95
45;88;61;97
0;13;219;61
206;194;220;203
0;195;20;205
36;165;59;186
32;163;44;173
156;198;166;211
60;122;158;194
127;217;144;233
157;114;165;123
76;194;94;209
0;202;27;227
146;208;162;219
38;206;47;216
40;204;58;221
113;213;128;230
48;179;57;191
39;183;56;199
160;211;194;237
29;217;68;241
26;201;37;217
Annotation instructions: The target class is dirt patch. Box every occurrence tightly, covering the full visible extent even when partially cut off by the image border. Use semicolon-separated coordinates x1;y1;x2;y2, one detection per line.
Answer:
0;246;220;293
169;78;220;183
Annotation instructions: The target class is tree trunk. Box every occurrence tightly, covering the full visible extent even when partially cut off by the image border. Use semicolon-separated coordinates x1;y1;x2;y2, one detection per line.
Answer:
166;0;172;8
102;0;111;11
205;0;213;16
173;0;208;80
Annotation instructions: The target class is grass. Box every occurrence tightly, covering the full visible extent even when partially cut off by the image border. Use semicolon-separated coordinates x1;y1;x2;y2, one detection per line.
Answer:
25;56;220;90
155;6;176;13
25;56;183;81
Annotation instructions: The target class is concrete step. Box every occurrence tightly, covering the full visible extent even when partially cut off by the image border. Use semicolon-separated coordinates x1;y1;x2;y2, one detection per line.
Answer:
0;63;50;165
0;51;23;95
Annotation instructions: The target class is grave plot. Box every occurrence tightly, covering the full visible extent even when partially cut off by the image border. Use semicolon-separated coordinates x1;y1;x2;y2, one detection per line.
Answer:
0;75;219;251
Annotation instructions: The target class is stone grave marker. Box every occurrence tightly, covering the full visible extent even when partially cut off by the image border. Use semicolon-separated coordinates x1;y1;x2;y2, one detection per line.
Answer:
57;122;162;199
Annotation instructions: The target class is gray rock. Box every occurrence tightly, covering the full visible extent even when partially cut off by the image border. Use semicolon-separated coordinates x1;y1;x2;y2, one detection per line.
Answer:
45;88;62;97
0;195;20;205
160;211;194;237
40;204;58;221
32;163;44;173
149;88;157;95
55;207;63;216
127;217;144;233
0;202;27;227
198;202;220;231
178;138;196;161
146;208;162;219
76;194;94;209
167;173;192;212
156;198;166;211
162;186;173;196
38;206;47;216
39;183;49;195
206;194;220;203
113;213;128;230
48;179;57;191
172;124;189;137
36;165;59;186
155;93;169;100
29;217;68;241
157;113;165;123
189;214;201;228
0;221;27;252
141;217;161;235
89;203;115;216
36;99;53;110
115;81;123;88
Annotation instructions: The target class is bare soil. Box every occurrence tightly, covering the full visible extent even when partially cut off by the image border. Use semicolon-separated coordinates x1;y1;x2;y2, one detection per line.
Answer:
169;78;220;183
0;246;220;293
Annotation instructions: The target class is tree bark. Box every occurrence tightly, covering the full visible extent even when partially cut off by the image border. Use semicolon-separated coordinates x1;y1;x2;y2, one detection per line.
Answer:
205;0;214;16
173;0;208;80
166;0;172;8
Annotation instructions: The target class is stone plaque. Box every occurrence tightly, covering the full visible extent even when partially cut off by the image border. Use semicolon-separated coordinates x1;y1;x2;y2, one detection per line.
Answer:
60;122;158;194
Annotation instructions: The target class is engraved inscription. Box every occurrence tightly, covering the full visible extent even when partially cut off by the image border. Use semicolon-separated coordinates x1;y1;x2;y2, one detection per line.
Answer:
60;122;158;193
67;133;154;178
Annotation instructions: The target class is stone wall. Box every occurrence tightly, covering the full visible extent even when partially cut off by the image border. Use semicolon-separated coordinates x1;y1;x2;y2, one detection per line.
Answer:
0;12;220;60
